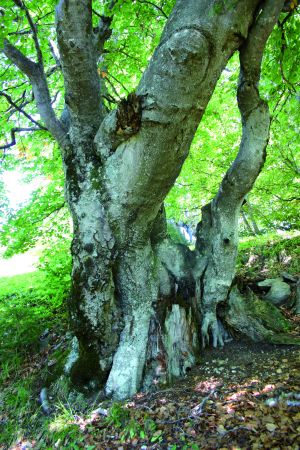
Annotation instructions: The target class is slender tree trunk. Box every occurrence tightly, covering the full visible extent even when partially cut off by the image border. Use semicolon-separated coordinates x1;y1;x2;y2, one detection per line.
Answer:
241;210;256;235
196;0;284;348
247;199;261;235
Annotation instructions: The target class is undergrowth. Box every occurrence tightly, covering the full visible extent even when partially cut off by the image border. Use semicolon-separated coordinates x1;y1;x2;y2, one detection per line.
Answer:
237;234;300;278
0;264;69;448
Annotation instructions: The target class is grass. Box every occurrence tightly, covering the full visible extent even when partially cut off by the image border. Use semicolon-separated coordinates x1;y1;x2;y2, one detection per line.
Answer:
239;229;300;250
237;233;300;278
0;268;69;448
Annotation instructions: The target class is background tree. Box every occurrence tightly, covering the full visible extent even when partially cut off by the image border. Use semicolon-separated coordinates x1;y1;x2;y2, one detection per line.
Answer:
1;0;299;400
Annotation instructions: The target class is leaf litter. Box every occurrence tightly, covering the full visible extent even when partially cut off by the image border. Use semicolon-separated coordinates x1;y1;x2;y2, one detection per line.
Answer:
4;324;300;450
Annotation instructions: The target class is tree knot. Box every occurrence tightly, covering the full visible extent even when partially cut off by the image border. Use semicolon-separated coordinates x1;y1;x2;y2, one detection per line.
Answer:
116;92;142;136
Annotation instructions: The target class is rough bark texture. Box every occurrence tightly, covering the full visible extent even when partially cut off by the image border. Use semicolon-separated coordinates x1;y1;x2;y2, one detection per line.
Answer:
3;0;289;400
195;0;285;348
225;287;300;345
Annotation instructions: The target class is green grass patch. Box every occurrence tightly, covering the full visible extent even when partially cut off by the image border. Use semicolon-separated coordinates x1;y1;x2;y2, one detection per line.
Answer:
0;268;70;448
0;270;68;379
237;233;300;277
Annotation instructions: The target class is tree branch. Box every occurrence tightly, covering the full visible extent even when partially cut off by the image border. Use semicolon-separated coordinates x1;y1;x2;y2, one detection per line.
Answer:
56;0;103;136
3;39;36;77
98;0;265;241
93;14;113;55
216;0;285;208
137;0;168;19
31;203;66;225
0;91;47;130
3;40;69;148
0;127;43;151
277;14;298;92
12;0;44;66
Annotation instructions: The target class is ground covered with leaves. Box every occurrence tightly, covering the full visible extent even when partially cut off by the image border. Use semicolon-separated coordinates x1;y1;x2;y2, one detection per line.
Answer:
1;334;299;450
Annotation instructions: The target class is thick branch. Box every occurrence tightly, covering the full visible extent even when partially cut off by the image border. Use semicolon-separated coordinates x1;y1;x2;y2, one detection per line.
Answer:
102;0;263;243
3;40;68;148
3;39;36;76
240;0;285;83
215;0;285;210
94;14;113;55
56;0;103;135
194;1;285;349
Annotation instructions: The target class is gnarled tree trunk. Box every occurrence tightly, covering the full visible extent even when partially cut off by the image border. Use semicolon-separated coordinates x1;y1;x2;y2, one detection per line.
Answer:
195;0;284;348
3;0;287;400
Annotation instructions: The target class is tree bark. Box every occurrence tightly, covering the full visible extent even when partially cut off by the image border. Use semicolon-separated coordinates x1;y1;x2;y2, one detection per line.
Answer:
3;0;288;400
94;0;266;398
195;0;285;348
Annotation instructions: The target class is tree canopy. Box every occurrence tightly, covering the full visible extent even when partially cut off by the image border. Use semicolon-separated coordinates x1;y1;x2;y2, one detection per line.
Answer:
0;0;299;253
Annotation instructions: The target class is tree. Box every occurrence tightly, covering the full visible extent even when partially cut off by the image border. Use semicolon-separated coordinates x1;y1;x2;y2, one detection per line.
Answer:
1;0;298;400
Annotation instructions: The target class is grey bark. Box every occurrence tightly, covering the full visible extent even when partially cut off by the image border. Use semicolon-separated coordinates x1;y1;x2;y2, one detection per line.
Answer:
3;40;68;148
56;0;104;137
195;0;285;348
2;0;288;400
99;0;266;397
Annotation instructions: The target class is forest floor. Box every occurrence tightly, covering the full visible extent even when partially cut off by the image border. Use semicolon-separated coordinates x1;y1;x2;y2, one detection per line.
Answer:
68;338;300;450
3;322;299;450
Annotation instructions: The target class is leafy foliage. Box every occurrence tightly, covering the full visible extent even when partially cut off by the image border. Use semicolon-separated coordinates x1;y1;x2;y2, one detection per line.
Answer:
0;2;299;257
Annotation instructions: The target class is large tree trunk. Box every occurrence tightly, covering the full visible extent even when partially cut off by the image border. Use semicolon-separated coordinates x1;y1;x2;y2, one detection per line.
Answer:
63;0;285;399
3;0;287;400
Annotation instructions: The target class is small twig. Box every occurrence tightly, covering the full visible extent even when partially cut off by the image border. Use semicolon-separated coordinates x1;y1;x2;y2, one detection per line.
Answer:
221;425;257;436
31;203;65;225
277;15;297;93
0;127;44;150
158;390;216;425
8;28;31;36
12;0;44;67
0;91;47;129
137;0;168;18
189;389;215;418
48;40;61;68
105;76;123;100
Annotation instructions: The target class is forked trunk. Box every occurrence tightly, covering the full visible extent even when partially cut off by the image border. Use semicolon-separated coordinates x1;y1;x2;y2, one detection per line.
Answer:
62;0;285;399
3;0;287;400
66;192;201;399
195;0;284;347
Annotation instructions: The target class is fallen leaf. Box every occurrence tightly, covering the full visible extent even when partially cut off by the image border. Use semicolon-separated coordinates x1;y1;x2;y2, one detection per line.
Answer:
265;423;277;432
